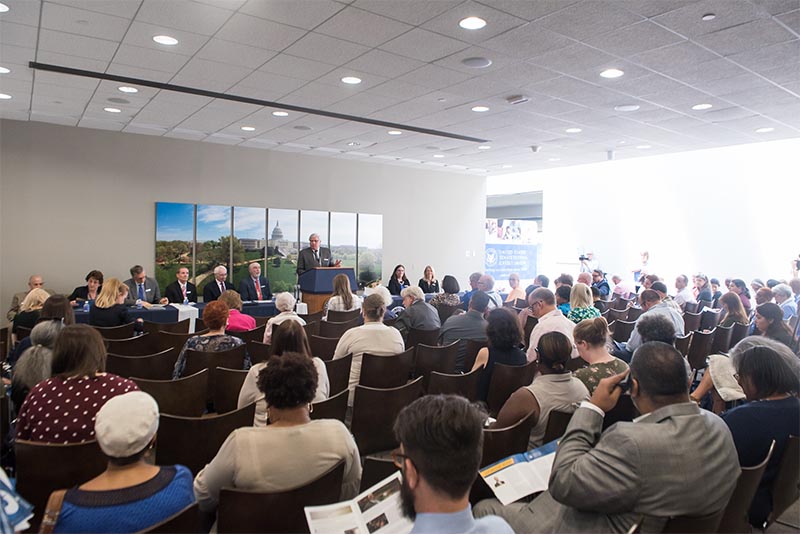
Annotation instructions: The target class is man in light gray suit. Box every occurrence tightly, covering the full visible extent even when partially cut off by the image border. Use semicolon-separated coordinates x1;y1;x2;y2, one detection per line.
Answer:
474;341;740;533
296;233;340;275
394;286;440;336
123;265;167;306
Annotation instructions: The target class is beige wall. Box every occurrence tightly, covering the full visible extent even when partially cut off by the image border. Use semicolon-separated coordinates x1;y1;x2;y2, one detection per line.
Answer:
0;120;486;325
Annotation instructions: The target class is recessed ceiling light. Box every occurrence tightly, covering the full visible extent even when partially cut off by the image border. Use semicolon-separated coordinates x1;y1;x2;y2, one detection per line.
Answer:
614;104;640;112
478;145;491;150
636;144;652;149
462;57;492;68
701;13;716;21
341;76;362;85
600;68;625;79
755;127;774;133
548;157;561;162
103;107;121;113
241;126;255;132
459;16;486;30
0;3;8;13
0;66;10;74
618;141;627;144
272;111;289;117
347;141;360;147
0;93;11;100
565;127;582;133
433;154;445;158
501;164;513;169
692;103;713;110
387;130;402;135
118;86;138;93
153;35;178;46
437;97;447;102
471;105;490;112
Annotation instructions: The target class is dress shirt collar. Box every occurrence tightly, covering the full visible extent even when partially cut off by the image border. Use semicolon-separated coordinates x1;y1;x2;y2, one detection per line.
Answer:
411;506;476;534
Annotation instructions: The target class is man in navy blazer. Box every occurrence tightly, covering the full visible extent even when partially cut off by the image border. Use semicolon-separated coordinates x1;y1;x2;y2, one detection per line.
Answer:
164;266;197;303
238;262;272;301
203;265;232;302
296;233;340;275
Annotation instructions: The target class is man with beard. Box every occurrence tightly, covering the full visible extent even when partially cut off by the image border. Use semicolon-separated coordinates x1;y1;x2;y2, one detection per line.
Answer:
392;395;513;534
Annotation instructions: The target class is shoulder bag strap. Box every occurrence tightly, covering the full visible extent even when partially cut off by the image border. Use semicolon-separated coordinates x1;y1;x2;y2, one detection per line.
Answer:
39;489;67;534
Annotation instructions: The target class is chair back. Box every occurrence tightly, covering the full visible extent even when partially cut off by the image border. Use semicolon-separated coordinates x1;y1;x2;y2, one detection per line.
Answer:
406;327;440;348
156;403;256;475
463;339;488;371
309;335;340;360
626;307;644;322
133;369;208;417
566;357;589;372
310;388;348;424
481;410;537;467
326;309;361;323
435;303;461;325
360;348;415;388
614;296;633;310
607;308;628;324
384;316;399;328
768;435;800;527
542;409;574;444
106;333;157;356
143;318;190;335
729;322;750;348
93;322;136;340
359;456;399;493
106;347;181;380
513;298;528;309
427;368;483;401
718;440;775;533
298;310;324;324
217;461;344;534
245;339;271;364
214;367;249;414
698;299;714;313
612;320;636;344
414;341;458;386
674;333;693;357
661;510;724;533
323;353;352;396
686;328;715;372
227;323;266;344
523;316;538;350
603;394;638;430
699;309;721;331
351;377;424;455
15;325;32;340
194;318;206;332
302;321;320;338
183;344;247;406
15;440;106;531
710;324;733;355
319;318;359;338
683;302;699;314
486;360;538;416
139;502;200;534
154;331;197;352
252;315;271;327
683;311;702;333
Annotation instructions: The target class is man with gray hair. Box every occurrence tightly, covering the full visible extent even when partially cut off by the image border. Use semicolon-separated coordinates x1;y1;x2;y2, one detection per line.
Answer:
202;265;231;302
461;272;483;310
395;286;440;336
296;233;340;275
238;262;272;301
6;275;53;321
478;274;503;310
124;265;167;306
772;283;797;320
673;274;697;308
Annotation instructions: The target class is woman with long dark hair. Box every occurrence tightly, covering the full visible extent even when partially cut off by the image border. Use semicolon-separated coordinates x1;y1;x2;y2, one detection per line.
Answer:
753;303;793;347
387;264;410;296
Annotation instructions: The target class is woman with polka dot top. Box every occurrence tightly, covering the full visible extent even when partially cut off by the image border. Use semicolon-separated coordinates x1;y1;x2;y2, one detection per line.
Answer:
15;324;138;444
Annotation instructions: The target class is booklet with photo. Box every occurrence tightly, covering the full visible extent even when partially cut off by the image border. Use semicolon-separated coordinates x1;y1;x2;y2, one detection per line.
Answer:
0;469;33;531
479;439;559;506
305;472;413;534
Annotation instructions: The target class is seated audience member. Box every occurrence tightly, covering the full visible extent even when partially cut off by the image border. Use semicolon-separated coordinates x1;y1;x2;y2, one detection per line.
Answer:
517;286;539;330
650;281;682;312
395;286;441;336
164;266;197;304
478;275;503;309
472;308;527;401
11;320;62;411
525;288;578;362
333;294;404;404
324;273;362;319
724;338;800;529
729;278;752;315
89;278;133;328
710;277;723;303
369;285;398;321
124;265;167;306
461;272;482;310
573;318;628;394
418;265;440;294
611;275;636;299
590;270;610;299
218;290;256;332
504;273;526;304
429;275;461;308
16;324;139;443
576;272;592;286
636;314;677;345
6;275;51;322
755;286;774;306
525;274;550;296
68;270;103;305
791;278;800;306
475;342;740;533
719;292;750;327
590;287;604;310
772;283;797;320
752;302;794;348
7;294;74;368
172;301;246;379
202;265;232;303
673;274;697;308
439;291;489;372
566;283;601;324
495;332;589;448
238;320;329;427
614;289;685;362
694;273;713;303
638;273;659;295
388;264;411;296
194;352;361;511
766;279;781;289
263;292;306;344
238;262;271;302
12;288;49;343
750;278;766;296
555;285;571;316
691;336;759;406
51;392;194;533
393;395;513;534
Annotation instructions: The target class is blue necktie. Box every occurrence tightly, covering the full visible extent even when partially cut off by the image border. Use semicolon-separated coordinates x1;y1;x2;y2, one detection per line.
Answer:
138;283;145;300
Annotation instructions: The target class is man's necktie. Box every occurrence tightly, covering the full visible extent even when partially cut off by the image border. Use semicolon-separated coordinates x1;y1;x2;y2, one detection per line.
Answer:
219;282;224;294
181;284;187;299
255;279;262;300
138;284;145;300
314;250;319;265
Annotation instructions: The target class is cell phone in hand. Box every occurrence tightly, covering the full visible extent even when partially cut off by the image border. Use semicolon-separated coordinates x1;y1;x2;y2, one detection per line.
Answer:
617;373;633;393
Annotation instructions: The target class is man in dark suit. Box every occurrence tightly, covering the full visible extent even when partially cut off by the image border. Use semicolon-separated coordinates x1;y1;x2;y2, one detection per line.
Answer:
296;233;340;275
238;262;272;301
164;266;197;303
124;265;167;306
203;265;232;302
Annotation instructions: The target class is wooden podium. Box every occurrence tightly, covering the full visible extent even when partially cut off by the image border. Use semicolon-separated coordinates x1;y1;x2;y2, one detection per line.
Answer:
298;267;358;314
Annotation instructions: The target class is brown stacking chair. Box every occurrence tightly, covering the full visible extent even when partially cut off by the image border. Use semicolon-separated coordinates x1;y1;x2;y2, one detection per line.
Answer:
227;323;266;344
683;302;699;314
132;369;208;417
214;367;249;414
700;309;721;331
698;299;714;313
310;388;348;423
105;333;158;356
359;456;399;492
626;307;644;322
406;327;440;348
15;440;107;531
359;348;415;388
427;368;483;401
245;340;271;364
194;318;206;332
302;321;320;338
106;347;181;380
298;310;324;324
767;435;800;529
323;353;352;396
156;403;256;475
309;335;339;360
326;309;361;323
486;360;538;416
0;394;8;449
683;311;702;333
481;409;537;468
217;461;344;534
729;322;750;348
603;394;638;430
566;357;589;372
607;308;628;324
414;341;459;386
143;318;190;335
319;318;359;338
183;345;247;405
675;332;693;357
614;296;633;310
252;316;271;327
710;324;733;355
662;510;724;533
686;328;715;377
718;440;775;533
93;322;136;340
463;339;488;371
612;320;637;344
523;316;538;350
139;502;201;534
155;331;197;352
542;409;574;444
351;377;424;455
435;303;462;325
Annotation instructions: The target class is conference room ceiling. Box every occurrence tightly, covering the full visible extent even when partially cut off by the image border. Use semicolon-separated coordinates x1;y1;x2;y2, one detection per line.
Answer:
1;0;799;176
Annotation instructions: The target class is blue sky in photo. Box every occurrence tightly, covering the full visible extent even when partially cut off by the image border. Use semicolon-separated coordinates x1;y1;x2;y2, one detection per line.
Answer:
197;205;231;242
358;213;383;249
234;206;266;240
330;212;357;247
156;202;193;241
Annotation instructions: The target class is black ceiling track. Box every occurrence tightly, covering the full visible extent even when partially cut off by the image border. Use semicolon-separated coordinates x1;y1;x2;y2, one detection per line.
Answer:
29;61;489;144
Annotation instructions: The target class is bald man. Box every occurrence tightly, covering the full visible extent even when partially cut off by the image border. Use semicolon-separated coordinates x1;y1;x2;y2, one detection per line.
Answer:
7;275;53;321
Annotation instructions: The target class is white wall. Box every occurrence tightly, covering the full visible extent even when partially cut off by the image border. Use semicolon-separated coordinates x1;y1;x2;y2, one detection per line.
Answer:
488;138;800;289
0;120;486;325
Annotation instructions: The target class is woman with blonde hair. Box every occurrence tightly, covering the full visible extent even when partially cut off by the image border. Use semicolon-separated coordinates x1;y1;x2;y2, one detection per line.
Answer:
566;283;601;324
324;274;362;319
418;265;440;294
12;288;50;343
89;278;132;327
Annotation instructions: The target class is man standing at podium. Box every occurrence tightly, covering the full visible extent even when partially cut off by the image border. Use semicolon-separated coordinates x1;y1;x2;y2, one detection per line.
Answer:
296;233;340;275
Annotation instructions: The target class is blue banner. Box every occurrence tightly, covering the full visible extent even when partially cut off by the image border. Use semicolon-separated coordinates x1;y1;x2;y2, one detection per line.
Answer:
485;243;538;281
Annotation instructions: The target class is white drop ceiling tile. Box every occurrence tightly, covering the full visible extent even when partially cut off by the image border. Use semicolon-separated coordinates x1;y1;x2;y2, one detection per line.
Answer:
2;0;40;26
702;106;762;123
196;38;278;69
119;22;208;57
137;0;233;35
107;63;176;82
343;49;424;79
47;0;141;19
164;128;208;140
570;59;654;85
0;22;39;48
226;83;292;102
720;115;786;133
395;64;473;90
31;82;95;105
0;76;31;95
480;23;573;60
367;79;432;101
727;40;800;74
653;0;768;38
327;91;400;116
279;81;353;108
176;105;251;132
776;9;800;32
41;3;130;41
232;70;308;96
0;61;32;83
443;74;526;100
205;133;245;145
695;73;771;97
36;52;109;77
481;0;580;21
171;58;252;92
114;44;191;74
604;73;688;98
239;137;279;148
353;0;460;26
723;85;799;109
283;32;370;65
240;0;345;30
536;0;643;40
369;100;444;123
133;108;197;127
529;43;618;76
650;115;710;132
553;108;619;125
314;69;388;92
257;127;311;143
0;44;35;65
260;54;336;81
29;112;80;126
271;144;312;153
0;110;31;120
315;6;412;47
631;42;719;76
694;19;795;57
432;46;518;75
583;21;685;58
123;123;168;135
751;0;800;15
77;117;127;131
216;13;307;51
647;85;719;109
379;28;470;63
515;97;587;116
421;1;527;45
38;29;118;62
612;0;698;17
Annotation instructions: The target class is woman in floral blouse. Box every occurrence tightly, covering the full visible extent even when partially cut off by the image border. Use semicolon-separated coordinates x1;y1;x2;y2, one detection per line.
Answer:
566;283;601;324
572;317;629;394
172;301;246;379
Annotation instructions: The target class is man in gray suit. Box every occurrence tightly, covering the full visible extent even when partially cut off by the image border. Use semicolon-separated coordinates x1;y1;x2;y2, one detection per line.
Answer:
394;286;440;336
474;341;740;533
296;233;340;275
439;291;489;371
123;265;167;306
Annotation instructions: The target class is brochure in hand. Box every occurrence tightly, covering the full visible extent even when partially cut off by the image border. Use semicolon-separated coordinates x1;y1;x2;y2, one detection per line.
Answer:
479;439;559;506
0;469;34;531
